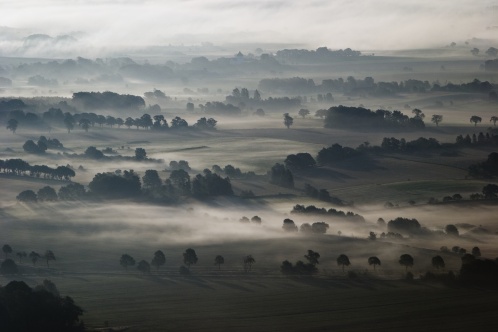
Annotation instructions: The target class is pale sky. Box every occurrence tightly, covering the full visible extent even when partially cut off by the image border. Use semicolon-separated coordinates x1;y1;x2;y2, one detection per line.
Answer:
1;0;497;57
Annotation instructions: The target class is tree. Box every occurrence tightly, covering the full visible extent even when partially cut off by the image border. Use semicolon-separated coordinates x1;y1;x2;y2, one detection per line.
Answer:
412;108;425;119
472;246;481;257
7;118;18;133
431;114;443;127
16;251;27;264
482;184;498;198
137;260;151;274
63;112;75;133
37;186;58;201
1;259;18;275
135;147;147;160
183;248;198;270
214;255;225;270
79;118;91;132
186;102;194;111
243;255;255;272
337;254;350;272
142;170;162;189
298;109;310;118
29;251;41;266
471;48;479;56
282;218;298;232
485;47;498;57
304;250;320;266
151;250;166;270
445;224;459;236
283;113;293;129
432;255;445;270
470;115;482;126
399;254;414;271
44;250;56;268
120;254;136;271
368;256;381;271
491;116;498;126
2;244;13;258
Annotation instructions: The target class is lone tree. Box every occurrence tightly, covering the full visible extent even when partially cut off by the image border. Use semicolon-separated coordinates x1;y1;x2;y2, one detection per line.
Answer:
472;246;481;257
304;250;320;266
137;260;151;274
243;255;255;272
183;248;198;270
337;254;351;272
2;244;13;258
432;255;445;270
283;113;294;129
490;116;498;126
7;118;18;133
214;255;225;270
16;251;27;264
470;115;482;126
298;109;310;118
412;108;425;119
44;250;56;268
399;254;414;271
445;224;459;236
282;218;298;232
120;254;136;271
368;256;381;271
151;250;166;270
79;118;91;132
29;251;41;266
135;147;147;160
431;114;443;127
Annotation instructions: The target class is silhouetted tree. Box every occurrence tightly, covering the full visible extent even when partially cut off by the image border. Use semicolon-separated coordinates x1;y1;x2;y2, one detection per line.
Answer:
142;170;162;189
471;48;479;56
431;114;443;126
282;218;298;232
137;260;151;274
445;224;459;236
304;250;320;265
243;255;255;272
472;247;481;257
79;118;91;132
298;109;310;118
490;116;498;126
183;248;198;270
151;250;166;270
2;244;13;258
470;115;482;126
214;255;225;270
63;112;75;133
368;256;381;271
16;251;27;264
399;254;414;271
44;250;56;268
283;113;293;129
337;254;350;272
251;216;262;224
29;251;41;266
17;190;37;202
7;118;18;133
135;148;147;160
483;184;498;198
120;254;136;271
432;255;445;270
37;186;58;201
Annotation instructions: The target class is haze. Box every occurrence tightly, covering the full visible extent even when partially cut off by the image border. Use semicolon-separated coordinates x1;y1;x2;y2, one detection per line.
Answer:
1;0;498;58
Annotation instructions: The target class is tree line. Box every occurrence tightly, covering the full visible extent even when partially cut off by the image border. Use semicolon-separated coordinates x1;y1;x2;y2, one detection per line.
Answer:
0;158;75;181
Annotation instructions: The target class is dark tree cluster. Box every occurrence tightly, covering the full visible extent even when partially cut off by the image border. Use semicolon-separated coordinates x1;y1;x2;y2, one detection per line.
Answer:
468;152;498;178
192;169;234;197
21;136;63;154
432;78;494;94
316;143;361;164
224;87;302;111
239;216;262;224
284;153;316;170
0;280;85;332
380;137;442;152
291;204;365;222
387;217;422;235
281;250;320;275
303;183;342;204
0;158;75;180
299;222;330;234
211;164;256;179
169;160;191;171
268;163;294;188
72;91;145;110
323;105;425;130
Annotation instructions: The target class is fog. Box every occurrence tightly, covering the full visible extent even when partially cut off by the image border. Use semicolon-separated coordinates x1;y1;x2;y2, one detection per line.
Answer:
1;0;498;58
